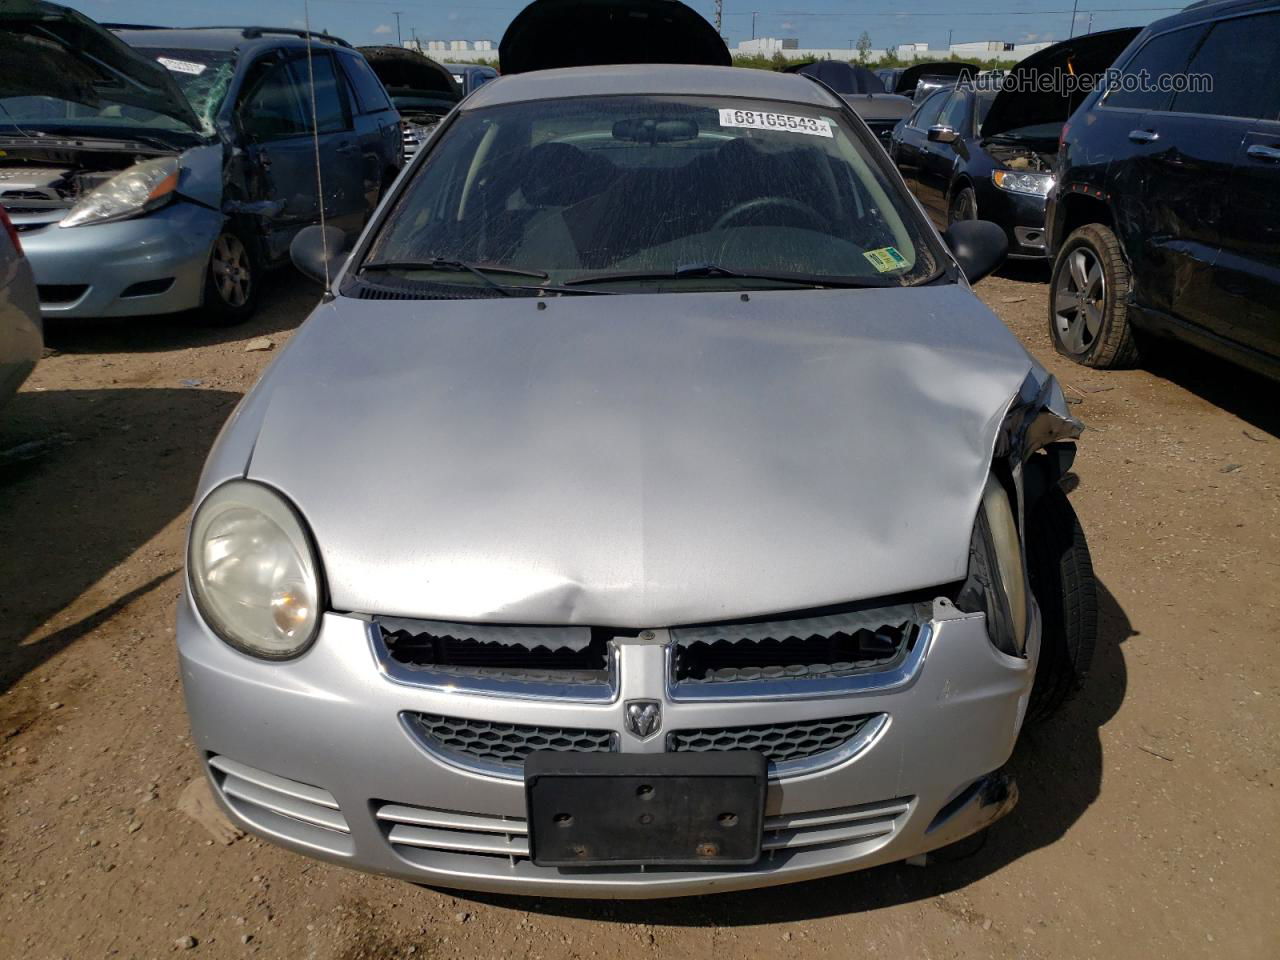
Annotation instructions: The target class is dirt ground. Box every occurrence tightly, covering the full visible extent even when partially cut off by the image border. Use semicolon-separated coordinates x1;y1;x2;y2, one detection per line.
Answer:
2;265;1277;960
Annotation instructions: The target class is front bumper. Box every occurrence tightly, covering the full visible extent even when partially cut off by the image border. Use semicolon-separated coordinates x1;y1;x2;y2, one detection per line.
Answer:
973;183;1049;259
16;202;222;319
178;596;1037;898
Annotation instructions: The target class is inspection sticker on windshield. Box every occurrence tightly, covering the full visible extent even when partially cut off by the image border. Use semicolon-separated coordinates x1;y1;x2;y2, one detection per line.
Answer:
718;108;833;138
863;246;909;273
157;57;207;75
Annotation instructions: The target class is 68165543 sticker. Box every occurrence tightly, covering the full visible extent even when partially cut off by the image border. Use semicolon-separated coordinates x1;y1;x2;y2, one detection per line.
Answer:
718;108;834;138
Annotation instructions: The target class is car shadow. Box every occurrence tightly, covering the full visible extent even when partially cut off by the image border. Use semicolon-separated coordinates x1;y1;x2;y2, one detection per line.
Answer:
1138;337;1280;438
40;267;320;356
455;577;1132;925
995;258;1051;284
0;386;240;697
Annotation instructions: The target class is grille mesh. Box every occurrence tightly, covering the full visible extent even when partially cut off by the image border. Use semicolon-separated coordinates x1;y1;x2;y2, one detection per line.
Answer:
667;715;875;764
407;713;614;767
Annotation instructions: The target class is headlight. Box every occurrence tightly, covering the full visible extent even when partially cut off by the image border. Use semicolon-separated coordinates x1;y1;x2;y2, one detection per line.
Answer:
60;157;180;228
958;475;1029;656
188;480;322;659
991;169;1054;197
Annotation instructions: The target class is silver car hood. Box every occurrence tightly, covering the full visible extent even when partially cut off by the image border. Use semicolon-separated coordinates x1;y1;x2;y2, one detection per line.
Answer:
241;285;1034;626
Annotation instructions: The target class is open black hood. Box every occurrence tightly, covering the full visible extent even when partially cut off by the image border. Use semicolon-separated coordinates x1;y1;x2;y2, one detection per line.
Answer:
500;0;730;75
358;46;461;99
894;61;979;96
785;60;886;95
0;0;202;132
981;28;1142;139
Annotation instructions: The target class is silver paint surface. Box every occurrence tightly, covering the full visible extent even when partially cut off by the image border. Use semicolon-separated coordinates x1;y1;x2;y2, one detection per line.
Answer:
230;284;1036;625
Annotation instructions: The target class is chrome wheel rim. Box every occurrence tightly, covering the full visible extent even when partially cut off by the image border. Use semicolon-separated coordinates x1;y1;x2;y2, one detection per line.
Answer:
1053;247;1105;355
211;233;251;308
950;190;976;223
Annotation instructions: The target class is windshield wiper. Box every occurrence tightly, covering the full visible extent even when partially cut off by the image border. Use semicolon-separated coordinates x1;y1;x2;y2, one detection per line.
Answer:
360;258;550;297
561;262;894;289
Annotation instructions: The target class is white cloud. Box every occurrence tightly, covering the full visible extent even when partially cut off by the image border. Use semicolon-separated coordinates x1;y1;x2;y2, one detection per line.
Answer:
373;24;393;35
781;21;794;30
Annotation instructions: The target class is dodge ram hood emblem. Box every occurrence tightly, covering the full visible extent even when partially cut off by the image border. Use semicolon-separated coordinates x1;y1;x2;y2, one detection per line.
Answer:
625;700;662;739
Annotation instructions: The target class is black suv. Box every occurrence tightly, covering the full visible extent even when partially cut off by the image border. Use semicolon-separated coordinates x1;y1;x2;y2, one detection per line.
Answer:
1046;0;1280;378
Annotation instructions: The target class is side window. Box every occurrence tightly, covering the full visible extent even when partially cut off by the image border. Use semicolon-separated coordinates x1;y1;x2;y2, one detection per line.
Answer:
937;92;969;133
236;56;308;140
286;53;351;133
911;90;950;130
1102;25;1205;111
341;53;395;114
1170;12;1280;120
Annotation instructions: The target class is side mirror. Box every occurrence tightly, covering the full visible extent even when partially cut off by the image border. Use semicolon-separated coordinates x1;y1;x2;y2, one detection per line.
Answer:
927;124;959;144
290;225;349;285
943;220;1008;284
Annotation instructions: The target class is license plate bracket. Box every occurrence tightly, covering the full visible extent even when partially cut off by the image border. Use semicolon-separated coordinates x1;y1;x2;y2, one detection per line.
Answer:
525;751;767;867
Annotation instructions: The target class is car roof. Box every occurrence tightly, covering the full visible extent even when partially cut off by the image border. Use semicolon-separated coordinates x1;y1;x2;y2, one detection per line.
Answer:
111;27;352;54
463;63;844;110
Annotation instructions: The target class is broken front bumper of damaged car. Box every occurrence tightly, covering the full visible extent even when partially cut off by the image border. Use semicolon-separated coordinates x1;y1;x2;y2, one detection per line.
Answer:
178;593;1038;898
16;201;221;319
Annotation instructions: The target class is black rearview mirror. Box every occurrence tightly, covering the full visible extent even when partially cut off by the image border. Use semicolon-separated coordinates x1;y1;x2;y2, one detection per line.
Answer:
927;124;959;144
943;220;1008;284
291;225;350;285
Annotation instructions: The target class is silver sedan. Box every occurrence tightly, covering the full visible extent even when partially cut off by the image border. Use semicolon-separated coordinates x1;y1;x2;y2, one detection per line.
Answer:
179;63;1097;897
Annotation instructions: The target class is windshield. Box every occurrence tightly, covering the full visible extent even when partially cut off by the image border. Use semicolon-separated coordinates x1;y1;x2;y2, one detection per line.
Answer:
364;94;939;293
976;91;997;131
137;49;235;134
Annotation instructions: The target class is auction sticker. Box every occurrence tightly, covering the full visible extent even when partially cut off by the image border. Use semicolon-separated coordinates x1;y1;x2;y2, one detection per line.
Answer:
863;246;909;272
157;57;207;75
718;108;833;138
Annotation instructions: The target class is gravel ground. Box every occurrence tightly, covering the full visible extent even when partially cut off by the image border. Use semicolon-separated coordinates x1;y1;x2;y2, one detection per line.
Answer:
1;265;1277;960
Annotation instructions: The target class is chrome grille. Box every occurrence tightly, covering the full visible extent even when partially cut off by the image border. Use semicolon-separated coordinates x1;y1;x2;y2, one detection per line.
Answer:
378;617;610;687
670;604;925;685
207;755;352;855
667;714;878;764
405;712;615;769
376;796;913;869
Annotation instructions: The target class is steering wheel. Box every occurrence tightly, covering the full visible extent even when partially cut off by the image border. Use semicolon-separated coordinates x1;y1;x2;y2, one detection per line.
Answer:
712;196;827;233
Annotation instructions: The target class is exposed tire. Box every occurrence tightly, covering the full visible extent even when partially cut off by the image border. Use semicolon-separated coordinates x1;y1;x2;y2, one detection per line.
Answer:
1049;223;1138;368
201;228;258;326
948;185;977;224
1026;485;1099;722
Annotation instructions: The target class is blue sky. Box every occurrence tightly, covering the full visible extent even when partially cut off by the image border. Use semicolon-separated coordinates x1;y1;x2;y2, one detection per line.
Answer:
65;0;1183;52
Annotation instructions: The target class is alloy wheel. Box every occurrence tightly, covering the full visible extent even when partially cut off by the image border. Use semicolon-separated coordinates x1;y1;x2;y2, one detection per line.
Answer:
210;233;252;308
1053;247;1105;355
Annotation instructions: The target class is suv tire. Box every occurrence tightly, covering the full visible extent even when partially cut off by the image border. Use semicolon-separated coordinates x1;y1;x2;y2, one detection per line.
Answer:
1049;223;1138;368
202;228;259;326
1026;485;1098;721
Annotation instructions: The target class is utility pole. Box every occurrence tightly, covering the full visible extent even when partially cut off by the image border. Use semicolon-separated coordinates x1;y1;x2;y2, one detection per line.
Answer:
1087;12;1094;34
1068;0;1079;38
393;10;403;46
714;0;722;34
410;26;417;51
947;28;953;50
751;10;758;40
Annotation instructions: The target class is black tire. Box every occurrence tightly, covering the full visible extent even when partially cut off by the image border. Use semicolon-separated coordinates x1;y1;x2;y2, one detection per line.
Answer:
201;228;259;326
948;185;977;224
1026;485;1099;722
1049;223;1138;368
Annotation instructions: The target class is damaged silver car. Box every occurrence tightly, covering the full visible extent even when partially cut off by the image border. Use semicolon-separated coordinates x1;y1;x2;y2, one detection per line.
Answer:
179;0;1098;898
0;5;401;323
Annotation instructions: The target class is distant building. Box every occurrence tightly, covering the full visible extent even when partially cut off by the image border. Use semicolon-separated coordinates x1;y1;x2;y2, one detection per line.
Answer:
729;37;1054;63
400;36;1051;66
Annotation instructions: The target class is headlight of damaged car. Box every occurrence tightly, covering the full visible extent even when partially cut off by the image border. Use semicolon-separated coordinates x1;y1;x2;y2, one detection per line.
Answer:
60;157;180;228
958;475;1030;656
188;481;321;659
991;169;1054;197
